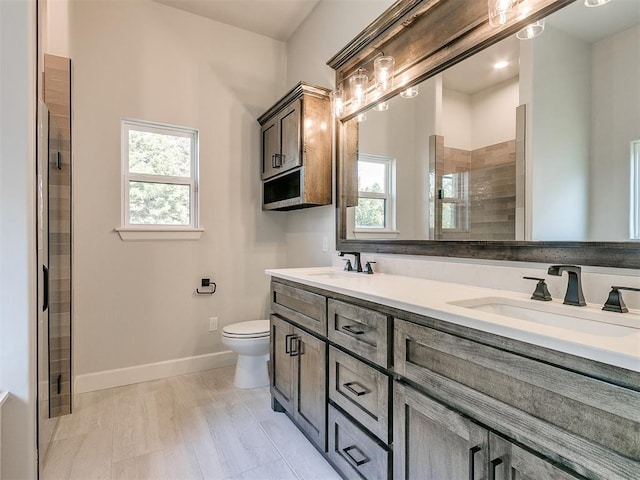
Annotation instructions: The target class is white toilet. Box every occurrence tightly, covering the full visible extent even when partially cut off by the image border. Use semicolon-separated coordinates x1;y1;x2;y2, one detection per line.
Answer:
222;319;270;389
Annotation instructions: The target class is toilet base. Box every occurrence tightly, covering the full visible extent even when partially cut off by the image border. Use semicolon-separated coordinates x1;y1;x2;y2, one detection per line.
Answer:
234;353;269;389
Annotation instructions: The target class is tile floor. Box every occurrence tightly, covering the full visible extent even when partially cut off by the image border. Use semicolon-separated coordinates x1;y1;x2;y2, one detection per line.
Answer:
42;366;341;480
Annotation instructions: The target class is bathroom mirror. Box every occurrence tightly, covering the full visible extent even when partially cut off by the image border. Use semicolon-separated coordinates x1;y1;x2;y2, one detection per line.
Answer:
331;0;640;268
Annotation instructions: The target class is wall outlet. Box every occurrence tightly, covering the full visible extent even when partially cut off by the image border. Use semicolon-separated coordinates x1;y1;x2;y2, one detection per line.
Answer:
322;236;328;252
209;317;218;331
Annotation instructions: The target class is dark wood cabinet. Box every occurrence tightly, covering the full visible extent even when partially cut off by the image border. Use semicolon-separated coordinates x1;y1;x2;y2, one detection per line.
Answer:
270;314;327;451
258;82;332;210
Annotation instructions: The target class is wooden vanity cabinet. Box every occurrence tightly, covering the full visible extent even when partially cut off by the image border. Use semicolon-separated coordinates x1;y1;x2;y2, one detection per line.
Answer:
270;314;327;451
271;279;639;479
258;82;332;211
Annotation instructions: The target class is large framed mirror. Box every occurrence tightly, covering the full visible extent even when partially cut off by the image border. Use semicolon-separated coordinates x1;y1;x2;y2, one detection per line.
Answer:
330;0;640;268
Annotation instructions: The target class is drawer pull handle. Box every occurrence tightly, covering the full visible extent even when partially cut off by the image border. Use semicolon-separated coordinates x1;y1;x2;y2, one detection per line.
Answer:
342;445;370;467
341;324;365;335
489;457;503;480
343;381;370;397
468;446;481;480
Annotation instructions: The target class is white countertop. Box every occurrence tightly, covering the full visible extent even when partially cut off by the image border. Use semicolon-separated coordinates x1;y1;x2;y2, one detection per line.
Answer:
266;267;640;373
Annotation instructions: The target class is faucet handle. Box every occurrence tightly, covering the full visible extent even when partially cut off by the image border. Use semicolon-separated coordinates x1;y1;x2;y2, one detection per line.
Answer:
602;286;640;313
523;277;552;301
364;261;376;275
343;259;353;272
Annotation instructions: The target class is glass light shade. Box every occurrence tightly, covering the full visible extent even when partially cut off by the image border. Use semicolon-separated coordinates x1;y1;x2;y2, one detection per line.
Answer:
516;19;545;40
349;69;369;108
584;0;612;6
356;112;367;122
374;56;395;92
400;85;419;98
330;88;344;117
488;0;518;26
373;101;389;112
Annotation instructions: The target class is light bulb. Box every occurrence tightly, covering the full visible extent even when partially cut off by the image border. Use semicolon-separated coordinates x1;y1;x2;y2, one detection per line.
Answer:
330;89;344;117
488;0;518;26
374;56;395;92
349;69;369;108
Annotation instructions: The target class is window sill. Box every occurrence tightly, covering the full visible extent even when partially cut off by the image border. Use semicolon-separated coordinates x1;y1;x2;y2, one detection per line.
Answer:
353;229;400;240
116;227;204;241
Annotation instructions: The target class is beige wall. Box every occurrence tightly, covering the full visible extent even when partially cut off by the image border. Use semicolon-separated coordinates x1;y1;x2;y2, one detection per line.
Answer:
0;0;38;477
70;0;288;377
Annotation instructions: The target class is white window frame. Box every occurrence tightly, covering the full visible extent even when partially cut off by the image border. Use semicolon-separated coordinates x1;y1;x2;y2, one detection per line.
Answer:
353;153;398;238
440;171;469;233
631;140;640;240
117;118;203;241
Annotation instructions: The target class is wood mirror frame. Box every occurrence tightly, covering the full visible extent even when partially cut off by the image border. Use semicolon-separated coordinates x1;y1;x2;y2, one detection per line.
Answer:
328;0;639;269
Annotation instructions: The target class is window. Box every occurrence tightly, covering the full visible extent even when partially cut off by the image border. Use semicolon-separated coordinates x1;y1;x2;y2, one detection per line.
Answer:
631;140;640;240
356;154;395;230
121;119;199;231
440;172;469;231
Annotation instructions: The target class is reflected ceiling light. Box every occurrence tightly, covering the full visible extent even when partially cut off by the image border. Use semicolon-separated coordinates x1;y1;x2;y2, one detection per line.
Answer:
374;55;395;92
373;101;389;112
330;88;344;117
494;60;509;69
349;68;369;108
356;112;367;122
584;0;612;7
516;19;545;40
488;0;518;26
400;85;419;98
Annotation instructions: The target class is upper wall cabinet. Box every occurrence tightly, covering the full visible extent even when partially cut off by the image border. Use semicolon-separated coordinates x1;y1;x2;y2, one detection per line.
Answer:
258;82;332;211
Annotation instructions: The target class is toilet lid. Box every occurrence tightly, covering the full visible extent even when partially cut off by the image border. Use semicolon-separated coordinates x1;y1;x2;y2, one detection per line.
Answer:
223;320;270;336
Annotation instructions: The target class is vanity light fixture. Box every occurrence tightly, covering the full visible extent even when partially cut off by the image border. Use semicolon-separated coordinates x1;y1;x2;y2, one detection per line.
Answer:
330;88;344;117
488;0;519;26
349;68;369;109
373;101;389;112
516;19;545;39
584;0;612;6
400;85;419;98
374;55;395;92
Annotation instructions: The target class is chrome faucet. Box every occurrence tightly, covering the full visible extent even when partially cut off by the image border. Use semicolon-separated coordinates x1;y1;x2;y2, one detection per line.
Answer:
339;252;362;273
547;265;586;306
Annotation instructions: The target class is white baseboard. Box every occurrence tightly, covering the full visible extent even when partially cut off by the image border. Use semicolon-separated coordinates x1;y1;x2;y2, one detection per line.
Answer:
74;350;237;394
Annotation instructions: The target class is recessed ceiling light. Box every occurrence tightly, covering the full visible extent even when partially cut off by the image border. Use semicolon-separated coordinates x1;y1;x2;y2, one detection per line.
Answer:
494;61;509;69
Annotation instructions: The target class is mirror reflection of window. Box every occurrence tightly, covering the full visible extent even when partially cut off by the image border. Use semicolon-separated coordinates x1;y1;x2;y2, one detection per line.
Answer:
440;172;469;231
356;154;395;230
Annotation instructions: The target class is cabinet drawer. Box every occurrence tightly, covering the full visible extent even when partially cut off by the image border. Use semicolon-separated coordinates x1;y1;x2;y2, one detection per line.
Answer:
329;346;390;443
328;405;390;480
272;282;326;335
328;299;389;368
394;318;640;474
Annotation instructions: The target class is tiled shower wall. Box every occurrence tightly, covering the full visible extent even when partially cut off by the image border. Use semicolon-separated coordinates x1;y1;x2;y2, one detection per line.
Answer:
44;54;72;417
437;137;516;241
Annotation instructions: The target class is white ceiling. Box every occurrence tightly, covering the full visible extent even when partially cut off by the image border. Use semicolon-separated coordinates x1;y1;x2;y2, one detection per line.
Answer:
153;0;321;41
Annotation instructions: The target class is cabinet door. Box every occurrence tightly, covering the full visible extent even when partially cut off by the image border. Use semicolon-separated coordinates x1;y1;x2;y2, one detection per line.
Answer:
293;326;327;451
489;434;581;480
394;381;488;480
270;315;294;413
261;118;280;180
278;99;302;173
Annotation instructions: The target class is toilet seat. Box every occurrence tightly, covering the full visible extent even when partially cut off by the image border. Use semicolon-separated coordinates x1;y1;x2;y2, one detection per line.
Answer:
222;319;269;339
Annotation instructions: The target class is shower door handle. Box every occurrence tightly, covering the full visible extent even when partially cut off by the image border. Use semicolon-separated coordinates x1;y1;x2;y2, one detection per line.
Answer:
42;264;49;312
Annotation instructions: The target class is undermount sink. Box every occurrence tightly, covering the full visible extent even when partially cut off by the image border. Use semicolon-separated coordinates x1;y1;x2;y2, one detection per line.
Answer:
305;271;360;280
448;297;640;337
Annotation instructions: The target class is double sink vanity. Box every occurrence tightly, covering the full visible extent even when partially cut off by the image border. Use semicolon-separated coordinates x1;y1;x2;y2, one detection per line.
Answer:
266;266;639;480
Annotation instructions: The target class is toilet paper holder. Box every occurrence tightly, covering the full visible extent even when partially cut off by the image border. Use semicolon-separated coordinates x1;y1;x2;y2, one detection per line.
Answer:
195;278;216;295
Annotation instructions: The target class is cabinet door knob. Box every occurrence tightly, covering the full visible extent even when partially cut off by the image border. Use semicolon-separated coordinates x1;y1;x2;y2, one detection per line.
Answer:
342;445;370;467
